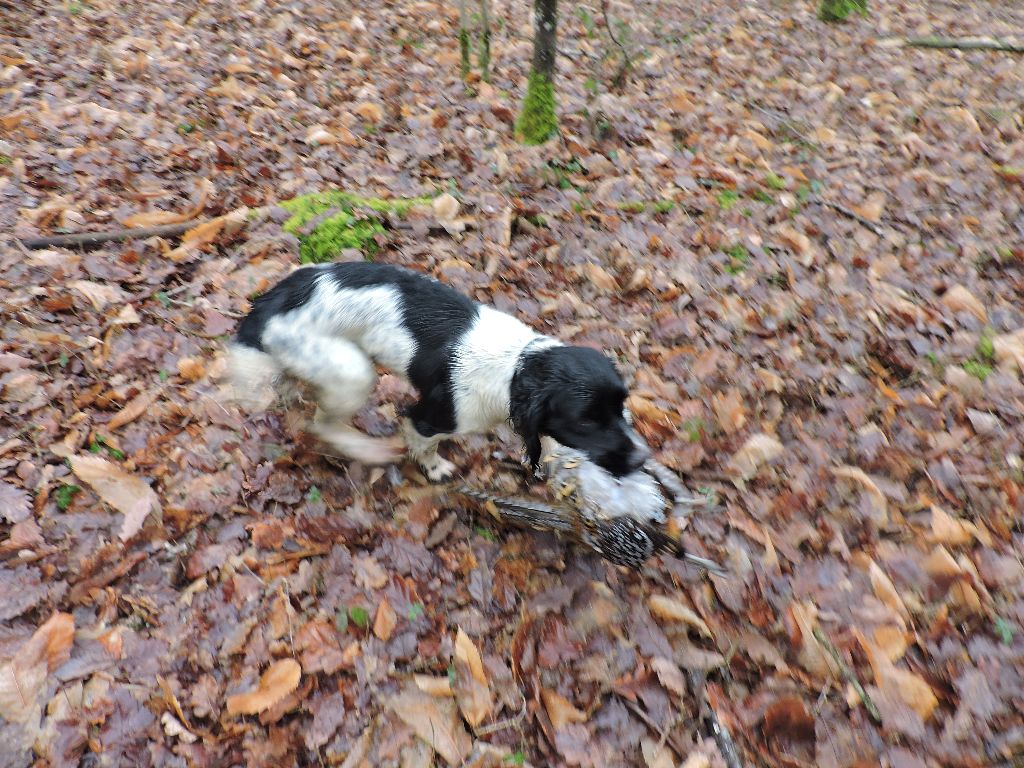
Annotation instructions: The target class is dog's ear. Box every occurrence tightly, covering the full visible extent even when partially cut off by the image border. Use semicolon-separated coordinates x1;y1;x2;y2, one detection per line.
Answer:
513;392;545;469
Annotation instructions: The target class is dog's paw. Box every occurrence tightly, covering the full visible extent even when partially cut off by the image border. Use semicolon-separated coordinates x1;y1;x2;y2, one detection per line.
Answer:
421;455;457;483
312;423;405;465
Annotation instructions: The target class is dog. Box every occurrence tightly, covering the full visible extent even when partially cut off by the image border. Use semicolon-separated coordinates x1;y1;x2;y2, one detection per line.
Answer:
227;262;648;481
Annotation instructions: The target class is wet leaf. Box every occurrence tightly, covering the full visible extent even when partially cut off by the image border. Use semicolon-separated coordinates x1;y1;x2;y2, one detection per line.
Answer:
0;613;74;722
453;627;492;727
728;433;784;481
388;683;473;766
541;689;587;730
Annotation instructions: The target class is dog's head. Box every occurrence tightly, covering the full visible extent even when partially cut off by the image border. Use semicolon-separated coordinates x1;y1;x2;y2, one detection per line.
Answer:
511;345;648;477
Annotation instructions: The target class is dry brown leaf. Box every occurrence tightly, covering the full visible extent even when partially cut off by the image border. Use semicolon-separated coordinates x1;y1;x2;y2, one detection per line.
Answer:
432;192;460;222
728;433;783;481
941;285;987;323
859;633;937;720
176;357;206;382
853;191;887;221
923;545;962;580
831;465;888;525
167;217;225;262
930;505;972;546
226;659;301;715
540;689;587;730
373;597;398;641
107;388;159;431
711;389;746;434
788;601;838;680
389;684;473;766
650;656;686;696
414;675;453;697
354;101;383;124
992;329;1024;375
121;180;211;227
641;738;676;768
867;559;910;622
68;280;127;311
305;125;338;145
353;554;388;590
648;595;713;638
775;224;813;264
873;626;909;663
69;454;160;541
0;612;74;722
453;627;492;727
583;262;619;293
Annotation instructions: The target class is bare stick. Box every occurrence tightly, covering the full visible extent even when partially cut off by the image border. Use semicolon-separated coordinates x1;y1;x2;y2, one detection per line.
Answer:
600;0;632;89
19;220;208;250
812;626;882;723
810;198;884;236
689;670;744;768
905;36;1024;53
615;693;689;761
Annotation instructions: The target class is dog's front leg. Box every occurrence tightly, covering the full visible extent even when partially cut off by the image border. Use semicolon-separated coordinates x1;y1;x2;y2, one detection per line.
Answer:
402;418;456;482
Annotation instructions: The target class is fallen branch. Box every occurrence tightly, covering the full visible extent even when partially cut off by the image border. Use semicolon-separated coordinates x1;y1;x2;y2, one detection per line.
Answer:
19;219;209;250
906;36;1024;54
689;671;744;768
600;0;632;89
813;626;882;723
810;198;885;236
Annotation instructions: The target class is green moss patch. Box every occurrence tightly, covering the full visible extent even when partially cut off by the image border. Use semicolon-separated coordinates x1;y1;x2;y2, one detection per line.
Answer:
516;71;558;145
280;190;432;263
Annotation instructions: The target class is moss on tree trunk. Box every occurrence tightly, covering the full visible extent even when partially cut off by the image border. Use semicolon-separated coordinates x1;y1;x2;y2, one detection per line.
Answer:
818;0;867;22
516;0;558;144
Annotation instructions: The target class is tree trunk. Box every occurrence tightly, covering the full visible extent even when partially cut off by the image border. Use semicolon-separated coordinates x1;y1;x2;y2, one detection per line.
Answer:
516;0;559;144
478;0;491;81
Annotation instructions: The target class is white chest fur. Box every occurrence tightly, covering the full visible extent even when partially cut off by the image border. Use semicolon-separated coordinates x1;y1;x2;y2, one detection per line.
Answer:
450;307;558;433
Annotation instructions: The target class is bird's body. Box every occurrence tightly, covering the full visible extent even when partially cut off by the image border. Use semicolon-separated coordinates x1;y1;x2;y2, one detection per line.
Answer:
456;434;724;574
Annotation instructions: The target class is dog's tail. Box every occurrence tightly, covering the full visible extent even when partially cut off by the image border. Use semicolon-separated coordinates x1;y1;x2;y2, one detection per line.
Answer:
223;342;281;411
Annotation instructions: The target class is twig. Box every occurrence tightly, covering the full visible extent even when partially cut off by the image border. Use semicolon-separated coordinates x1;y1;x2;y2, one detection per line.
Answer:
812;626;882;723
905;36;1024;54
689;671;744;768
615;693;689;760
19;219;209;250
810;198;885;236
600;0;632;89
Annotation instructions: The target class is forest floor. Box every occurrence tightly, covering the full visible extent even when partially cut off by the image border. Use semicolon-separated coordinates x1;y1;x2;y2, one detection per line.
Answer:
2;0;1024;766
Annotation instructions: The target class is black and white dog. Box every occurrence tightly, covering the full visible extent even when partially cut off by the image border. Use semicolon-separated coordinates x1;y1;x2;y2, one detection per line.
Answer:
228;262;647;481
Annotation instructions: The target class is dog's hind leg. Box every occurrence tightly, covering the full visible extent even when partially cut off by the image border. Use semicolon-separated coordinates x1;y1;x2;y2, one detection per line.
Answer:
268;335;403;465
402;398;457;482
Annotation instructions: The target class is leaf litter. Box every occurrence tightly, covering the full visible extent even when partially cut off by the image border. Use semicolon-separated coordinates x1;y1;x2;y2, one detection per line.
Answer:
2;0;1024;765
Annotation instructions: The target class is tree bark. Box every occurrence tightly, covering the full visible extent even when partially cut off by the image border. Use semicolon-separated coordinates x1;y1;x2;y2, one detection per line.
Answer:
532;0;558;79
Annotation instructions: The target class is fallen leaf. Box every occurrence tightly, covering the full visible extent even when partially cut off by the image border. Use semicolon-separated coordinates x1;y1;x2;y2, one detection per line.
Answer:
941;285;987;323
762;696;815;742
176;357;206;382
540;689;587;730
414;675;453;697
389;683;473;766
167;217;225;262
432;192;460;222
0;481;31;524
353;554;388;590
859;632;937;720
867;558;910;623
648;595;713;637
121;179;211;227
373;597;398;641
226;658;302;715
583;262;619;293
0;612;74;722
641;737;675;768
354;101;383;124
788;601;838;680
650;656;686;696
453;627;492;727
992;329;1024;375
69;454;161;541
108;389;159;431
68;280;127;311
305;125;338;145
852;191;887;221
930;505;972;546
728;433;783;480
711;389;746;434
831;465;888;525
